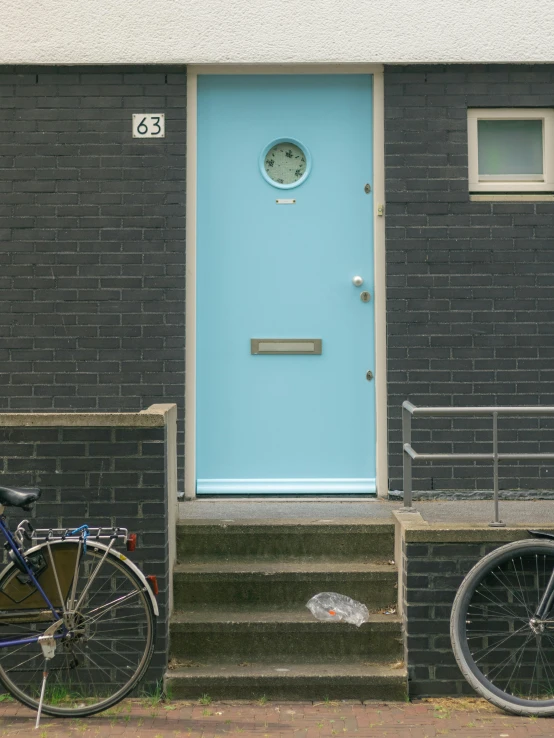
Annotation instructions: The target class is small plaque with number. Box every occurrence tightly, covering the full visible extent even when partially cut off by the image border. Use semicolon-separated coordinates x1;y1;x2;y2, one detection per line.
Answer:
132;114;165;138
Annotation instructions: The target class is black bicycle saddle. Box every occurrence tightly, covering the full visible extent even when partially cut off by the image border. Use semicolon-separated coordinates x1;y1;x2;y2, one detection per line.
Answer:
0;486;41;510
529;529;554;541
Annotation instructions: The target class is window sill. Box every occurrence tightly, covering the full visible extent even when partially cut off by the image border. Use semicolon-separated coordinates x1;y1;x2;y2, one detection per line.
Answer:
470;194;554;202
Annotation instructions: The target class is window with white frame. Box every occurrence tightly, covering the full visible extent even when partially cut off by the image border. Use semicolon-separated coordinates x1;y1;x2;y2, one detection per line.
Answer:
468;109;554;193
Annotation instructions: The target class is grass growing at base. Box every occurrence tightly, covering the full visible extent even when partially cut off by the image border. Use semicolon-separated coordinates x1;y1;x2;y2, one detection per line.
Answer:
140;679;173;706
46;686;81;706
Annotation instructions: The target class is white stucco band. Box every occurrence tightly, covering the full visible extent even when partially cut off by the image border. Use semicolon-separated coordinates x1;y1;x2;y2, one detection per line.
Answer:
2;0;554;65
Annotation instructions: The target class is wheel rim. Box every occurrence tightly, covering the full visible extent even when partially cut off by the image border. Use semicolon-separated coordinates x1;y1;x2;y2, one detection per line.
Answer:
461;546;554;706
0;543;154;714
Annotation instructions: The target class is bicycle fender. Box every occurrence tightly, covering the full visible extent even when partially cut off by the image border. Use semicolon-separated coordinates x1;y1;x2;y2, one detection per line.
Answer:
97;543;160;618
113;553;160;617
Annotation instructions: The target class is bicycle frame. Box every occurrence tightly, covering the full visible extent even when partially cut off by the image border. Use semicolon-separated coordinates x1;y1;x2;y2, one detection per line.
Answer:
534;566;554;621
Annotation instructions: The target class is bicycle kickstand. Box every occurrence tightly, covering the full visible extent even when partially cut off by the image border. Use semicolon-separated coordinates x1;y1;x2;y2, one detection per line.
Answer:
35;635;56;730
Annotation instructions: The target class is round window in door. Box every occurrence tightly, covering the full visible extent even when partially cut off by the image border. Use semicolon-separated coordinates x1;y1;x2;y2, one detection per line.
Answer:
260;139;311;189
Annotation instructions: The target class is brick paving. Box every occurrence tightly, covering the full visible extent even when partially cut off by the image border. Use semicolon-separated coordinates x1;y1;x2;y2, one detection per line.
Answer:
0;697;551;737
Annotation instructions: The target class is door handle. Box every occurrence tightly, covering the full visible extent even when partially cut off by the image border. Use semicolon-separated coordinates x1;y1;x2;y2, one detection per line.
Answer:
352;276;364;287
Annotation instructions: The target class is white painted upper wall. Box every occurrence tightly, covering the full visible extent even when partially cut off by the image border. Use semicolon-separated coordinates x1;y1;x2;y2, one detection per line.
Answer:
2;0;554;65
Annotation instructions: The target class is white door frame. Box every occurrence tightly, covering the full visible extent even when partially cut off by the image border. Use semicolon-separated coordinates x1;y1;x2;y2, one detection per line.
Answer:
185;64;388;499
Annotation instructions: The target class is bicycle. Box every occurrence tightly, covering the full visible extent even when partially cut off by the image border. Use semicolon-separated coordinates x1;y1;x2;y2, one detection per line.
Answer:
451;529;554;717
0;484;158;722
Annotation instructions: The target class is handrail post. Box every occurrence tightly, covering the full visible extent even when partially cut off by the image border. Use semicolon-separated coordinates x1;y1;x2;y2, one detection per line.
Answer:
402;404;414;511
489;411;505;527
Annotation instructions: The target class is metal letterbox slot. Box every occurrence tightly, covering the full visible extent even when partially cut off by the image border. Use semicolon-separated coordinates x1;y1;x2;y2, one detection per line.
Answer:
251;339;322;355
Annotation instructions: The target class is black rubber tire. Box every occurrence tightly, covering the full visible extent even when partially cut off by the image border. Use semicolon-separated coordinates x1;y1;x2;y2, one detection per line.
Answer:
0;542;156;718
451;539;554;717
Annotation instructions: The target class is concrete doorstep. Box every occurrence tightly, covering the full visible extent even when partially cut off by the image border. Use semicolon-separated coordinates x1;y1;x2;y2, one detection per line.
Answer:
168;518;406;701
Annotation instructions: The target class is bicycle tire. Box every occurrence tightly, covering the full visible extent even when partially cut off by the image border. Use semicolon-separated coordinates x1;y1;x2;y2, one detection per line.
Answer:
451;538;554;717
0;540;156;718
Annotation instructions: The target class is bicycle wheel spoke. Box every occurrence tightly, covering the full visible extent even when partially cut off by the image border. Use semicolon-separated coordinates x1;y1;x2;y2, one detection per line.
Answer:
71;643;117;682
84;645;144;679
4;649;47;675
499;632;534;687
513;557;533;619
467;602;528;622
538;631;554;682
470;577;526;619
489;568;531;616
81;590;142;625
536;640;554;694
529;641;541;697
88;638;145;668
469;623;529;660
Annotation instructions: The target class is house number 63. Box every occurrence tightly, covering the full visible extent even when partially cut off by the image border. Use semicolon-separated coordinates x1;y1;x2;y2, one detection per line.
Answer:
132;114;165;138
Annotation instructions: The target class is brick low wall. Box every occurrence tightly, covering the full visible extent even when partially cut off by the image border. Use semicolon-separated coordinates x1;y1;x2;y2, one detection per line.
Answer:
396;514;554;697
0;403;177;689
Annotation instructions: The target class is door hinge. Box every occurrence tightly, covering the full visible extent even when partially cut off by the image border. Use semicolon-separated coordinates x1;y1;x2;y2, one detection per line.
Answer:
377;204;384;217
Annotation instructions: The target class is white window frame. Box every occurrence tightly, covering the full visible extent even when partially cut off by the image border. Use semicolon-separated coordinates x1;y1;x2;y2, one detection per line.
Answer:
468;108;554;193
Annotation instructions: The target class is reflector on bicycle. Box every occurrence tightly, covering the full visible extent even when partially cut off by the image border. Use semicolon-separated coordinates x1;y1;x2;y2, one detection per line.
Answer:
126;533;137;551
146;574;159;596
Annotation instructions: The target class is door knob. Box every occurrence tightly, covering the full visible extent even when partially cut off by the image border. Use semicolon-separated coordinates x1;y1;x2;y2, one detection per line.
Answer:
352;276;364;287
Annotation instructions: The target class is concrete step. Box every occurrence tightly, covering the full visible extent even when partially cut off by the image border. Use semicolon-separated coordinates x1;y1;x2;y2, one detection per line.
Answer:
177;520;395;562
169;609;403;664
173;561;398;610
165;662;407;701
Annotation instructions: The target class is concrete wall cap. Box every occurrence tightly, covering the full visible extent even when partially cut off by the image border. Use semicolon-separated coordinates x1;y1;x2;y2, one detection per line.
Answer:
403;524;554;543
177;518;395;529
0;404;176;428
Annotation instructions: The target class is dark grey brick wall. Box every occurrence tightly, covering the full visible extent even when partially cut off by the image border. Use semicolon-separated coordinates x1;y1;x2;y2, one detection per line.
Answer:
0;423;169;687
403;537;483;696
385;64;554;494
402;534;529;697
0;66;186;489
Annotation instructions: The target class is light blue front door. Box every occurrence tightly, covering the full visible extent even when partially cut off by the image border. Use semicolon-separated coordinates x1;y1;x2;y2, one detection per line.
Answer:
197;74;376;494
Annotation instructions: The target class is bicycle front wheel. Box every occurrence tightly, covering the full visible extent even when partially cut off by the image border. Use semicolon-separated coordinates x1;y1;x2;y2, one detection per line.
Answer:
0;541;156;717
451;539;554;717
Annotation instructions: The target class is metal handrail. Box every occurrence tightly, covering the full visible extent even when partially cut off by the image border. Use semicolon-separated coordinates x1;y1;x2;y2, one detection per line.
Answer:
402;401;554;527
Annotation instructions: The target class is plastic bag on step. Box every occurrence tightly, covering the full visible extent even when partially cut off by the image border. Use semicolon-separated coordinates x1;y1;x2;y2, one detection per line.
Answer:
306;592;369;627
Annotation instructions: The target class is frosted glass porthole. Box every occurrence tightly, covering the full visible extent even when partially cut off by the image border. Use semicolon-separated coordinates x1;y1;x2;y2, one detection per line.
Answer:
260;139;311;189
